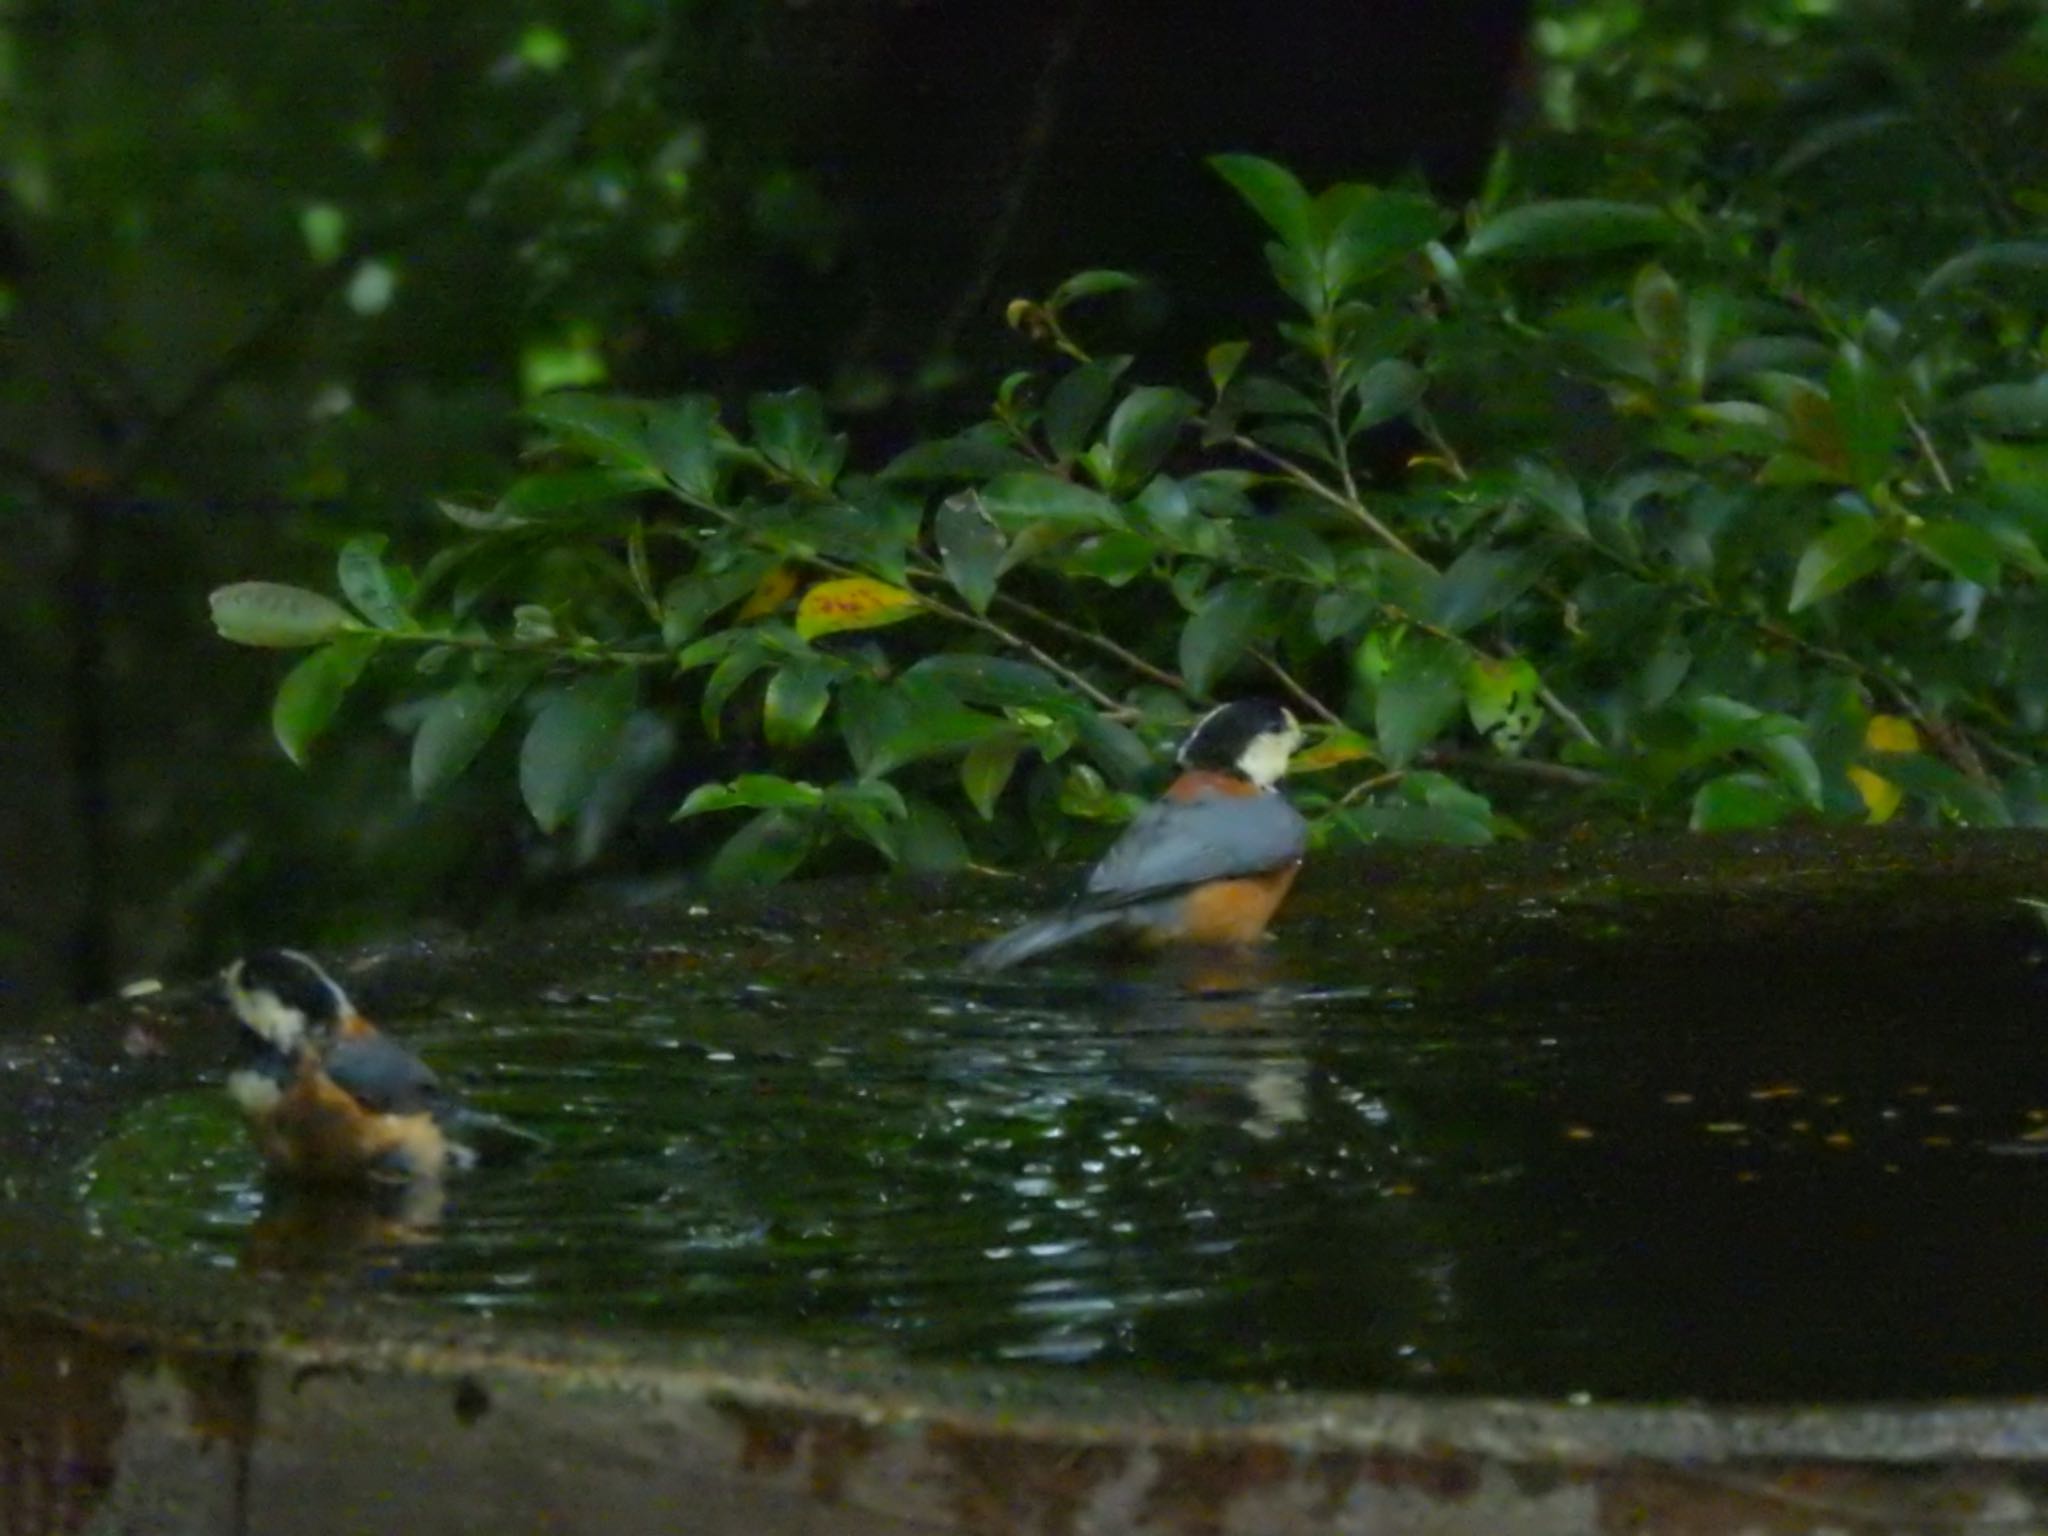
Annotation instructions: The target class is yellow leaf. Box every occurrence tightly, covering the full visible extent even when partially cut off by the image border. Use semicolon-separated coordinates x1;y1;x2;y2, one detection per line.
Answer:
1848;765;1903;825
1850;713;1919;824
794;577;920;640
1289;728;1375;773
1864;713;1919;754
737;563;800;620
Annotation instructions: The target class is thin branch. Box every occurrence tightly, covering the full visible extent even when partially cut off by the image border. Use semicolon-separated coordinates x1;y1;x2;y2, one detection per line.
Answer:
1253;650;1340;725
990;590;1189;693
1230;433;1425;563
1900;400;1955;494
920;591;1133;716
1422;748;1610;789
1337;770;1406;807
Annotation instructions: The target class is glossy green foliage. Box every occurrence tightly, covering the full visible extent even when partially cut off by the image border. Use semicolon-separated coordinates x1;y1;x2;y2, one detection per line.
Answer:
213;3;2048;880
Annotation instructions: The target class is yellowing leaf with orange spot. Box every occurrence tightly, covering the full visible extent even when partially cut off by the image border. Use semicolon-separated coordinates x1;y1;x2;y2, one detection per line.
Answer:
1289;728;1375;773
794;577;920;640
1850;713;1920;824
737;563;799;620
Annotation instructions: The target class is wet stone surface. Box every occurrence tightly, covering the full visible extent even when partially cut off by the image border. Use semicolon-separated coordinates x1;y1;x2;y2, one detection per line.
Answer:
22;826;2048;1403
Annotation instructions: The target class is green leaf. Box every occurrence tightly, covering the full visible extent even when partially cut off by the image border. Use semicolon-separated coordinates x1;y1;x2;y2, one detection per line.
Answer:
934;494;1006;613
977;470;1124;530
1317;187;1442;295
1464;200;1681;263
679;775;824;817
411;671;532;801
1102;386;1198;494
649;393;724;501
893;795;970;873
881;428;1037;482
1918;241;2048;300
527;393;655;473
1061;529;1155;585
1206;341;1251;398
1827;344;1899;490
1049;269;1144;307
495;468;651;521
1515;459;1587;539
1427;546;1546;634
519;670;638;832
1074;713;1153;787
1772;110;1910;179
1690;773;1798;832
1370;632;1466;768
1208;154;1314;252
962;734;1024;820
1789;518;1885;611
209;582;359;648
860;687;1004;780
1043;356;1130;464
1960;376;2048;438
707;809;815;887
764;660;834;750
336;537;408;630
271;636;377;766
702;643;773;737
1909;520;2004;585
1178;579;1265;696
1630;264;1685;359
437;498;530;532
749;386;846;487
901;655;1070;708
1349;359;1424;433
660;556;775;649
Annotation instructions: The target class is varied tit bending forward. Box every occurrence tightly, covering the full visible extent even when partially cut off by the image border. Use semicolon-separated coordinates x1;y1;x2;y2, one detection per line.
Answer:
223;949;530;1185
970;699;1308;971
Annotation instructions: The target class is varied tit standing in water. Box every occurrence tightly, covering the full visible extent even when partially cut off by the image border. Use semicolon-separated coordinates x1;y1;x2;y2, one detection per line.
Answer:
222;949;530;1185
969;699;1308;971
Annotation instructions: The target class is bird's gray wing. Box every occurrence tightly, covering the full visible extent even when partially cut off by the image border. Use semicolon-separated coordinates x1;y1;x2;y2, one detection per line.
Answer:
322;1035;449;1118
1081;789;1307;911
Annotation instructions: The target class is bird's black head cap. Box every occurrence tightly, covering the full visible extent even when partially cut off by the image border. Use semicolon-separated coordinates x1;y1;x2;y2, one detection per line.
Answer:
222;948;352;1052
1177;699;1303;787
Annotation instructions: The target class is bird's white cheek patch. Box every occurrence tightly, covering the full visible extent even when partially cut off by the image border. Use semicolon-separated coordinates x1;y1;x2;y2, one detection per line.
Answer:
1240;729;1301;788
227;1071;283;1116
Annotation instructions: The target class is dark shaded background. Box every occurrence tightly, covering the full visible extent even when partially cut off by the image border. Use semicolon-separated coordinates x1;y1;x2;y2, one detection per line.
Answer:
0;0;1531;1025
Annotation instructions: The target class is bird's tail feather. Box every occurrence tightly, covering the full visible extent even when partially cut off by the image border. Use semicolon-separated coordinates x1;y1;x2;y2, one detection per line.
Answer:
968;908;1122;971
444;1105;548;1162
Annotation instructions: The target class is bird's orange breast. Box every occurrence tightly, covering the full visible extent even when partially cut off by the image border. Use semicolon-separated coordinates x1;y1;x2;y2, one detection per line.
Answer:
252;1061;449;1184
1162;863;1301;946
